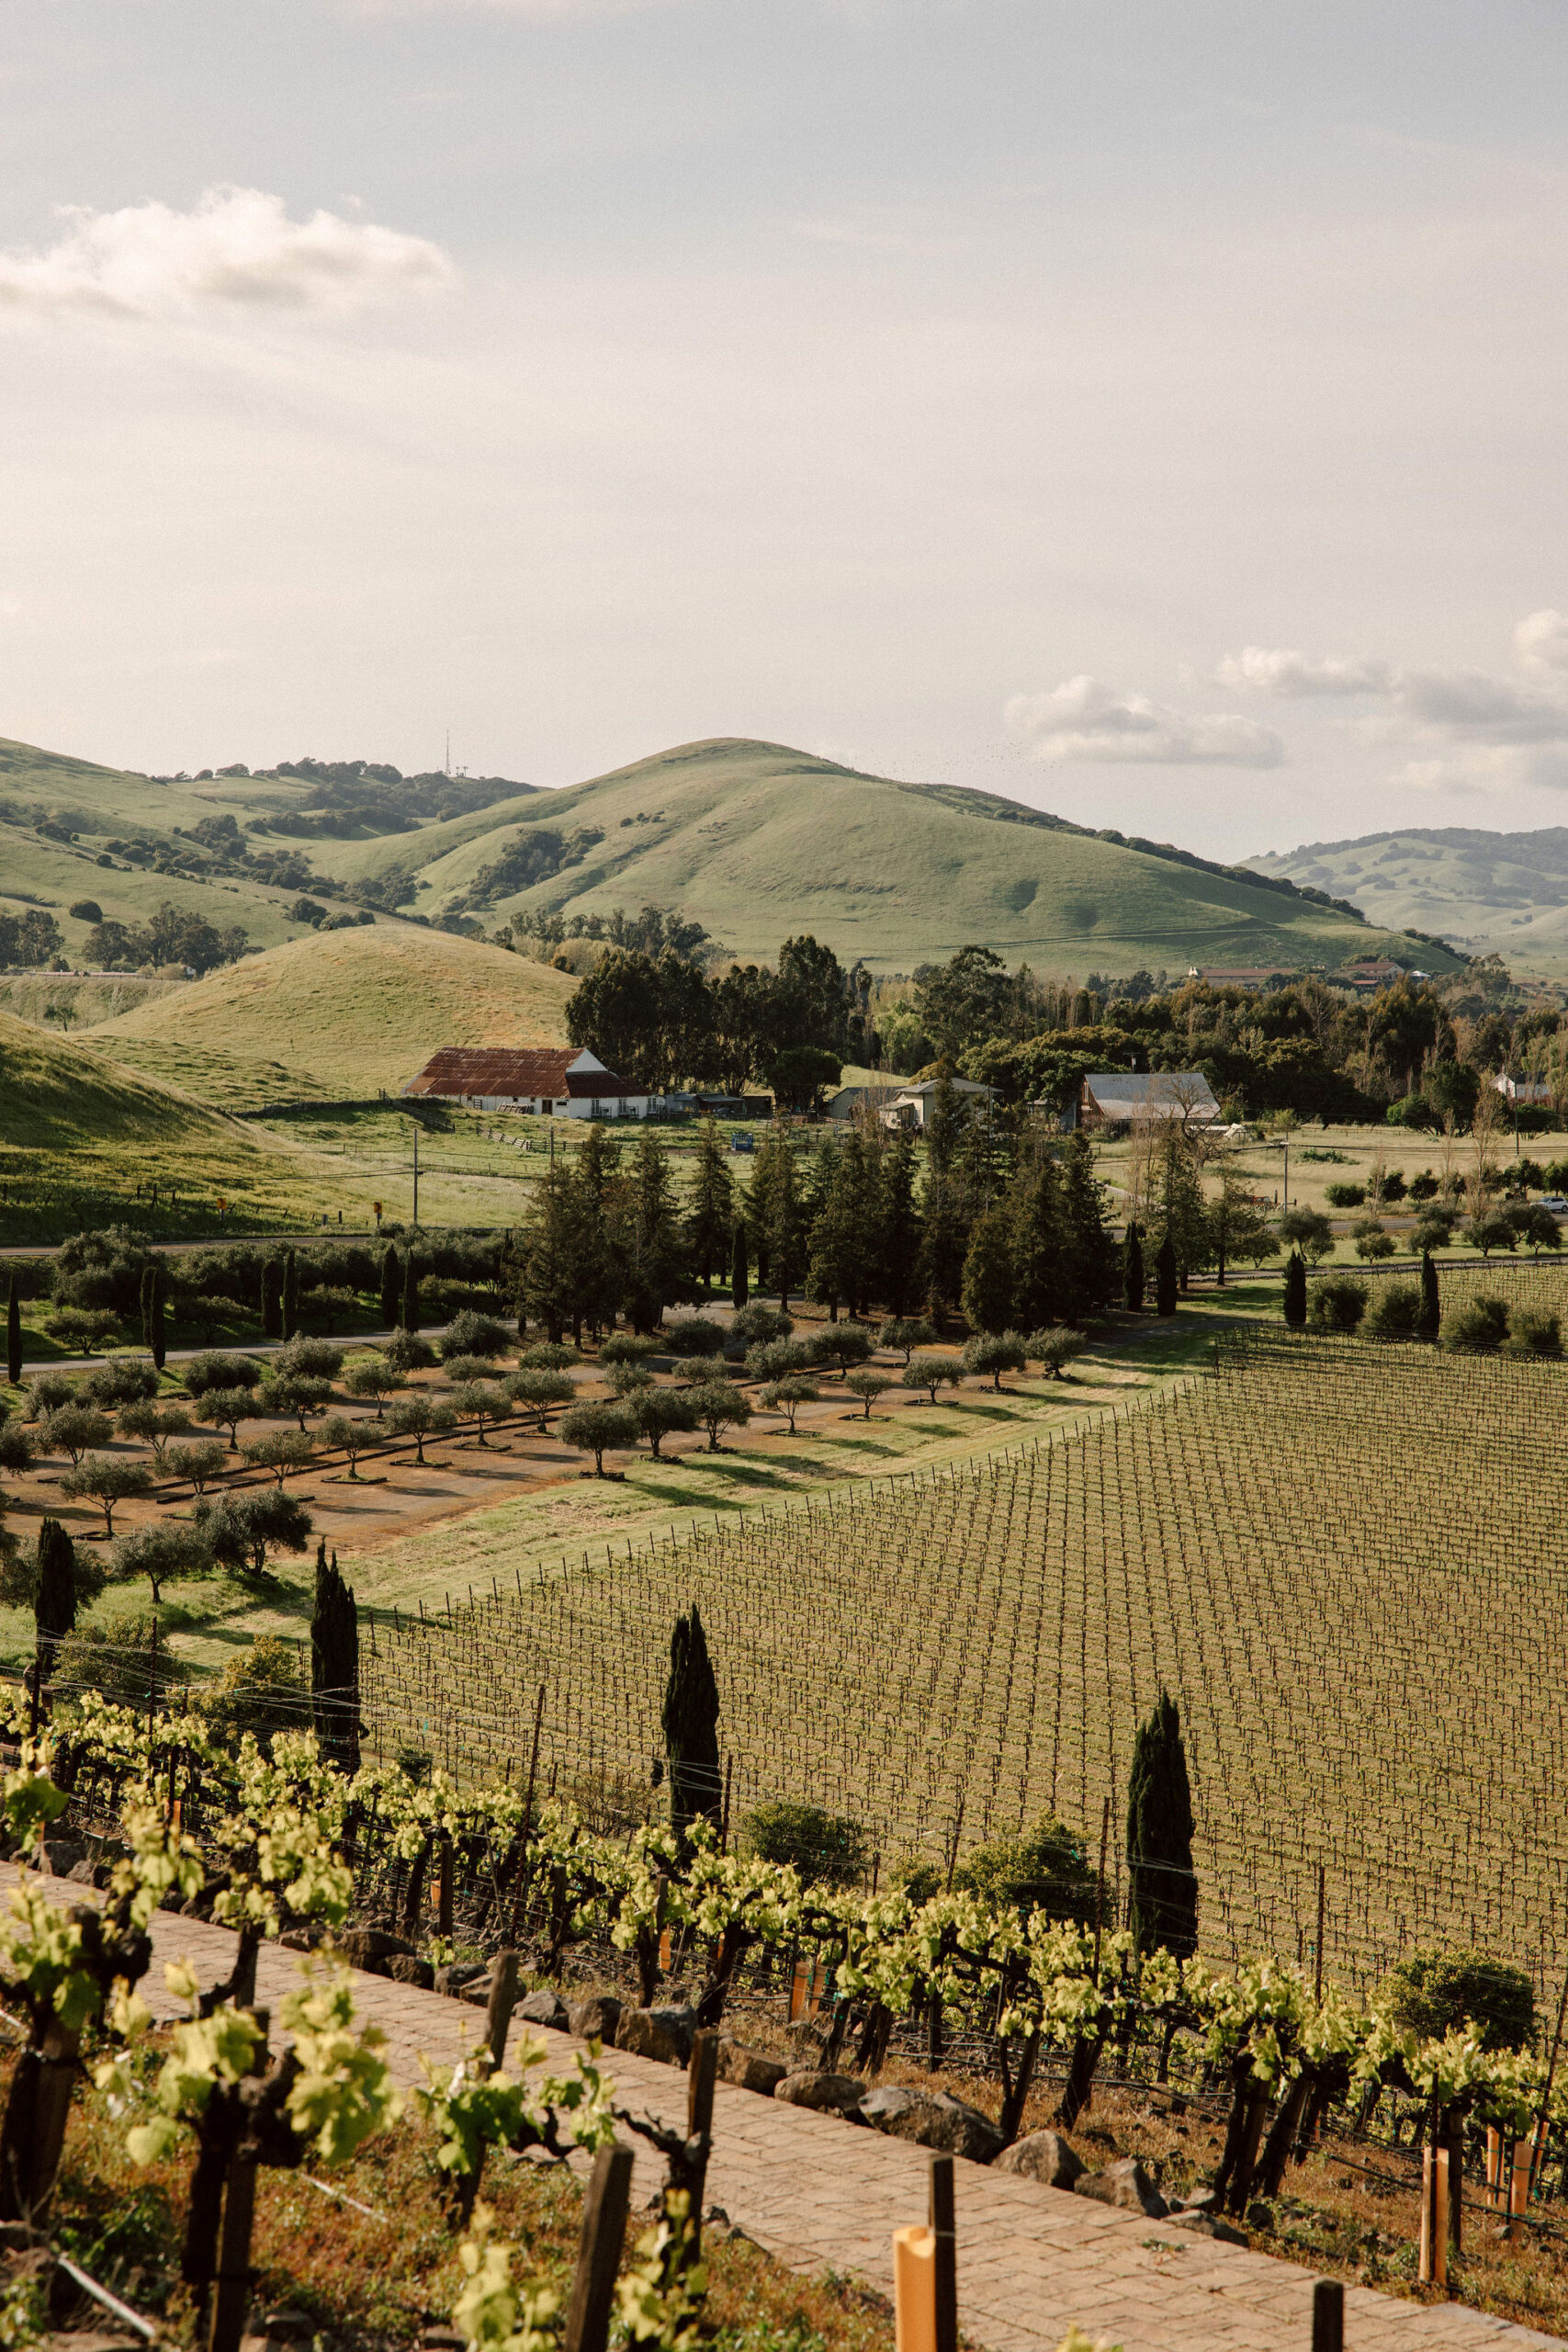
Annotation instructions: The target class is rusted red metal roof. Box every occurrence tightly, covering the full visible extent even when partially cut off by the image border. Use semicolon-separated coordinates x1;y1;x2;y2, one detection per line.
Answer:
403;1047;636;1099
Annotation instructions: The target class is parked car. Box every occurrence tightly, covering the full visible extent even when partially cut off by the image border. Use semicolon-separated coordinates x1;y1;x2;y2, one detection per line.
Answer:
729;1132;755;1153
1540;1194;1568;1213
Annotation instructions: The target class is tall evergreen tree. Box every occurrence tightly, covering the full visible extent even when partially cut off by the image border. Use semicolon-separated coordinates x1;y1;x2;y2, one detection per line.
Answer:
877;1129;921;1317
521;1164;578;1343
1151;1131;1211;1293
6;1276;21;1388
923;1068;965;1179
729;1216;749;1311
751;1124;807;1307
1058;1130;1115;1319
33;1518;77;1683
807;1132;867;1320
1122;1221;1145;1313
1154;1228;1178;1317
401;1250;422;1334
1282;1250;1307;1329
573;1125;629;1338
661;1603;722;1846
685;1118;735;1293
379;1243;401;1329
310;1539;361;1773
1011;1155;1065;1329
915;1169;971;1315
1126;1690;1198;1958
282;1249;299;1341
261;1257;285;1341
147;1261;167;1371
626;1129;682;1330
1419;1249;1440;1341
960;1200;1016;1334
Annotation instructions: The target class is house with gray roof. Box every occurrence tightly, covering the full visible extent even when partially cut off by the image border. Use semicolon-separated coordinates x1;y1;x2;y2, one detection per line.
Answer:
1077;1070;1221;1132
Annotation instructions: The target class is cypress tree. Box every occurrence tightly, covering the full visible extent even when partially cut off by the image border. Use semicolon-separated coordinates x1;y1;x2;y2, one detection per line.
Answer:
1419;1248;1440;1341
310;1539;361;1773
148;1261;166;1372
33;1517;77;1682
1126;1690;1198;1958
261;1257;284;1341
140;1265;154;1352
686;1118;734;1293
1154;1229;1178;1317
730;1217;749;1311
6;1275;20;1389
379;1243;400;1329
282;1249;299;1341
661;1603;722;1847
1283;1250;1307;1329
1122;1221;1145;1313
402;1250;421;1334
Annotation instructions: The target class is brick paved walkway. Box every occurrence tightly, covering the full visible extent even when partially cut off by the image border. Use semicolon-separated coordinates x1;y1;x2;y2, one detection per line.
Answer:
12;1870;1557;2352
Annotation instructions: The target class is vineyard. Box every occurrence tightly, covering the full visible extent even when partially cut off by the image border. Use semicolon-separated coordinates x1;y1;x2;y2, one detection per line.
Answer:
1313;1250;1568;1321
363;1329;1568;1996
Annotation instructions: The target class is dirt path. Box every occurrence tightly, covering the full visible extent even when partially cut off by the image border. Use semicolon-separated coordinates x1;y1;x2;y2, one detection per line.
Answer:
8;1865;1550;2352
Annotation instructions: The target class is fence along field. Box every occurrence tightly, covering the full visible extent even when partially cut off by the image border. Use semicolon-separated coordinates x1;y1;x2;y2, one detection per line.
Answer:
363;1329;1568;1996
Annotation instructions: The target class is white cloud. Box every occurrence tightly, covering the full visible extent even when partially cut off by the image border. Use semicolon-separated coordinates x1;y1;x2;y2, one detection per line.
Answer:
1514;608;1568;675
1393;668;1568;745
1004;675;1284;767
0;187;455;320
1214;644;1391;695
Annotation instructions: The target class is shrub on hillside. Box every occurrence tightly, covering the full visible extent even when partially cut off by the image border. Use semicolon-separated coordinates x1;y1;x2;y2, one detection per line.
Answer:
1439;1295;1510;1353
1305;1276;1369;1334
1325;1182;1366;1208
1503;1306;1562;1360
660;1315;725;1357
440;1310;512;1361
1364;1283;1424;1340
954;1815;1100;1928
729;1304;793;1346
1382;1950;1536;2052
184;1350;261;1396
742;1801;870;1889
51;1226;157;1316
54;1610;188;1708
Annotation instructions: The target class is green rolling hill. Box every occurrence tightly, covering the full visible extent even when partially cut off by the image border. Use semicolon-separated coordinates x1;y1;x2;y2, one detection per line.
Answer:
0;729;1457;982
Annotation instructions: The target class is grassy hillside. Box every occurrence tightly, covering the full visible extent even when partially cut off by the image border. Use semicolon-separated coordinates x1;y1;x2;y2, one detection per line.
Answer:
0;1012;365;1240
0;729;1459;983
91;922;576;1103
409;739;1459;976
1246;825;1568;967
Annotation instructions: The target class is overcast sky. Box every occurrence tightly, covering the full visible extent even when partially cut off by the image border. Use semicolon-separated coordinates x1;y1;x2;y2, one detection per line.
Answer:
2;0;1566;858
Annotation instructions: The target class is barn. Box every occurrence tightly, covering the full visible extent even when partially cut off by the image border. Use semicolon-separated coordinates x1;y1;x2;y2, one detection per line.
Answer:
402;1046;653;1117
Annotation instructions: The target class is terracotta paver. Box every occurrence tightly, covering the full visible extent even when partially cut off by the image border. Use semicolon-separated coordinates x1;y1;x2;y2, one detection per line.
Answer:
11;1866;1557;2352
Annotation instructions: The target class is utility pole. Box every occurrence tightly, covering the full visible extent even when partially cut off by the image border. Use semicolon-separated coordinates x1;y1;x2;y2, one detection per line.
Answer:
412;1124;420;1227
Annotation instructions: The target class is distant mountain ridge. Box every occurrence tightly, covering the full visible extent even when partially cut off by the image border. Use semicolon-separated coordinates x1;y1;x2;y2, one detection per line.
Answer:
1245;825;1568;965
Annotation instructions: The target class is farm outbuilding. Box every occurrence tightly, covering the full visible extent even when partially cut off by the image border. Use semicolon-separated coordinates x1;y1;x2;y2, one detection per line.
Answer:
1077;1070;1222;1132
403;1046;653;1117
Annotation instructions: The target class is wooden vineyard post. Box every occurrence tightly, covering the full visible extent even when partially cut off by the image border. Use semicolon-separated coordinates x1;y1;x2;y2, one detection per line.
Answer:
508;1683;547;1943
1310;2278;1343;2352
929;2154;957;2352
1418;2143;1449;2287
1508;2139;1531;2243
892;2223;936;2352
562;2143;634;2352
209;2016;269;2352
485;1951;521;2075
1485;2126;1502;2212
683;2028;719;2256
438;1835;454;1939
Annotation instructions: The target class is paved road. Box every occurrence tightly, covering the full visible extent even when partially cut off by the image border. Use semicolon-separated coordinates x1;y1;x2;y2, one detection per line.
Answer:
6;1865;1551;2352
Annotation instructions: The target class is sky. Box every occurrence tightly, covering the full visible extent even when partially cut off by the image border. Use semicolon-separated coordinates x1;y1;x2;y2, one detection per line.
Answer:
1;0;1566;860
